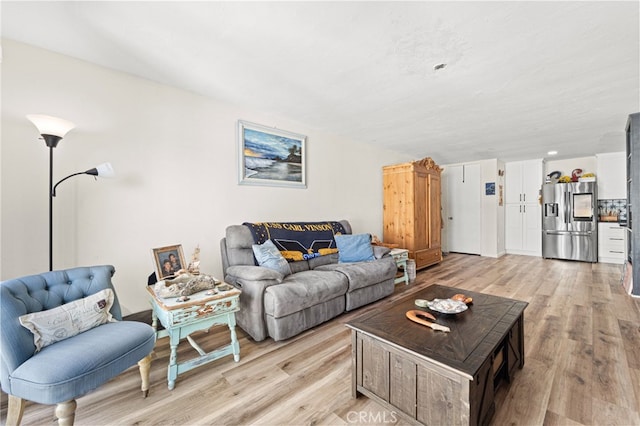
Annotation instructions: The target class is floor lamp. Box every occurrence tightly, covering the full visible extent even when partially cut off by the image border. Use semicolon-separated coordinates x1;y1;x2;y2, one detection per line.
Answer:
27;114;115;271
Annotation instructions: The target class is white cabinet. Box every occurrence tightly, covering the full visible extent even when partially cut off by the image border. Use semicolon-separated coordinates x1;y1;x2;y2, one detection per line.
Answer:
598;222;626;264
596;152;626;199
505;202;541;256
506;160;542;205
505;160;543;256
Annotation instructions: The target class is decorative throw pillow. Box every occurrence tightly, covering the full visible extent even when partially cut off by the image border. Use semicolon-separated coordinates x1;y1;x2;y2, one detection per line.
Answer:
252;239;292;277
335;233;376;263
19;288;115;352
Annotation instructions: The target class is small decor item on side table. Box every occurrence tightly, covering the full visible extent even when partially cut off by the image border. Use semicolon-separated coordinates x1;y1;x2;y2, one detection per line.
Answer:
187;245;201;274
152;244;186;280
154;272;220;299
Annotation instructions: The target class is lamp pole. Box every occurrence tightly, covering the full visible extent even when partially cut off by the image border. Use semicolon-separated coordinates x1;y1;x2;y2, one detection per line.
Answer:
49;145;54;271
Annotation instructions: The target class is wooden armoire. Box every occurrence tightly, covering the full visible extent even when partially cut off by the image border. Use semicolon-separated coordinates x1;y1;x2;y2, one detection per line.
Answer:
383;157;443;270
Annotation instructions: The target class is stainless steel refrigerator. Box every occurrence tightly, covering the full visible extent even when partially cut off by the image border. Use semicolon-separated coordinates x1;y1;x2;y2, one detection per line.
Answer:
542;182;598;262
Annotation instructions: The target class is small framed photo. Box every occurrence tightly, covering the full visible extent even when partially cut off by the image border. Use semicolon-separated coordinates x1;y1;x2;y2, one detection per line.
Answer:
238;120;306;188
152;244;185;280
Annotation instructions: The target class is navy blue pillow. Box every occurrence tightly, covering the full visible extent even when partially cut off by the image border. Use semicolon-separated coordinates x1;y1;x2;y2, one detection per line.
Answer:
335;234;375;263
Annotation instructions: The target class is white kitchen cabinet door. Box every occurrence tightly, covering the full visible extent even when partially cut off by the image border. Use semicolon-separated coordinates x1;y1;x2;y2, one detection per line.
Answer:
523;203;542;254
522;161;543;203
505;162;523;204
505;204;524;250
505;159;542;256
596;152;626;199
506;160;543;204
505;203;541;255
598;222;626;264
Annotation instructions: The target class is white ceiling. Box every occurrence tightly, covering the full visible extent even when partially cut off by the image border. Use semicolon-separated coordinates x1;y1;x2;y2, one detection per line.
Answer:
2;1;639;164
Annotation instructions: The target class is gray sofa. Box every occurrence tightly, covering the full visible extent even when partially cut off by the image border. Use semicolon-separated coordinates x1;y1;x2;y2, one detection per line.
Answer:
220;220;397;341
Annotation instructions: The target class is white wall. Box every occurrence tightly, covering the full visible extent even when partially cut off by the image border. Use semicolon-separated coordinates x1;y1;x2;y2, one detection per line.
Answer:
1;40;412;314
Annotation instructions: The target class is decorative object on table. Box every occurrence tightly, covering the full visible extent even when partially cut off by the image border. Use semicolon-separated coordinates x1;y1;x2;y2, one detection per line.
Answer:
571;168;583;182
153;272;220;299
451;293;473;304
27;114;114;271
187;245;201;274
547;170;562;184
405;310;450;332
237;120;306;188
151;244;185;280
425;298;469;314
579;172;596;182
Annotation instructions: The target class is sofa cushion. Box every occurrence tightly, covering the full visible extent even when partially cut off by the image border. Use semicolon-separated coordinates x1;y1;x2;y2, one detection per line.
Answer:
9;321;155;405
264;270;348;318
308;253;339;269
288;260;311;274
316;258;397;292
252;240;291;277
335;233;375;263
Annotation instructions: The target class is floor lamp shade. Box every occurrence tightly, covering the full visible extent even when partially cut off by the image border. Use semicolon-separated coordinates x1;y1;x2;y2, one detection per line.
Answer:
87;162;115;178
27;114;76;147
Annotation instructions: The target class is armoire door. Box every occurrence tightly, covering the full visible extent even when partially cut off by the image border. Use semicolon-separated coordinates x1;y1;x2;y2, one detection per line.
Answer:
443;164;481;255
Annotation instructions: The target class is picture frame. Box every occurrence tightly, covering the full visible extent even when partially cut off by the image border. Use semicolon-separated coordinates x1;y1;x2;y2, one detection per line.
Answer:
152;244;186;280
238;120;306;188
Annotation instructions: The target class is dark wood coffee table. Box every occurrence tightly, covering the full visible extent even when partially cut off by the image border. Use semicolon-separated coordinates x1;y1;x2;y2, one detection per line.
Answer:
346;284;528;426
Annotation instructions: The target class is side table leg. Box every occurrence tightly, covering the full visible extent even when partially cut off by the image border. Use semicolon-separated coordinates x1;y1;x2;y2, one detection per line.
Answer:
228;314;240;362
168;332;179;390
151;311;158;332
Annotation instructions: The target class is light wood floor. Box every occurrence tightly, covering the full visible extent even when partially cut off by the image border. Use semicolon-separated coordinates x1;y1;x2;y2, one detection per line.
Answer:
2;253;639;425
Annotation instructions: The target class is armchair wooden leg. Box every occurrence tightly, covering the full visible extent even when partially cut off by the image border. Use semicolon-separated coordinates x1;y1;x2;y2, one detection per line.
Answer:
55;400;76;426
138;354;152;398
6;394;25;426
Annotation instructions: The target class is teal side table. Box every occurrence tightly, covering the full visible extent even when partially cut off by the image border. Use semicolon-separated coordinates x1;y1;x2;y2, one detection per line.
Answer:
147;285;241;390
389;248;410;285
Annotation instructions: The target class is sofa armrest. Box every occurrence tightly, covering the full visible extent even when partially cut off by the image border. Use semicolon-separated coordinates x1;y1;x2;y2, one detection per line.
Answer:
226;265;284;283
224;265;282;342
372;245;391;259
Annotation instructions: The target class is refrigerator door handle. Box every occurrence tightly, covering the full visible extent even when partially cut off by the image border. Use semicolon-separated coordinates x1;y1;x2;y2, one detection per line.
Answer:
545;231;570;235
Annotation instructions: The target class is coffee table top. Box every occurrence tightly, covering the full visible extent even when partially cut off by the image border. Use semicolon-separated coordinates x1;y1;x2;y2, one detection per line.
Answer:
346;284;528;378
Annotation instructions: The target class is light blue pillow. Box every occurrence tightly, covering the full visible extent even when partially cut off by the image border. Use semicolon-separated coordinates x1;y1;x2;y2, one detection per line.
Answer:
252;240;291;276
335;233;375;263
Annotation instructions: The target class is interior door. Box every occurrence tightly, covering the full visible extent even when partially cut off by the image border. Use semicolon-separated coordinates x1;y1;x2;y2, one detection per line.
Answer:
444;164;481;255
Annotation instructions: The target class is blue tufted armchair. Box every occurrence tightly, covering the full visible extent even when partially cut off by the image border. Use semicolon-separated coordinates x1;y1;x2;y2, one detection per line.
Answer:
0;265;156;425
